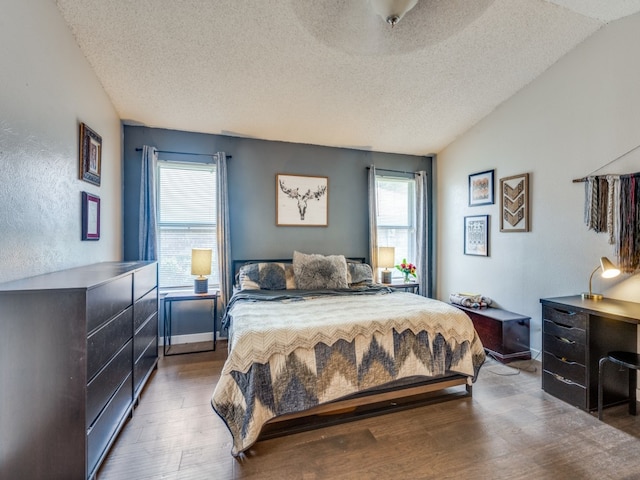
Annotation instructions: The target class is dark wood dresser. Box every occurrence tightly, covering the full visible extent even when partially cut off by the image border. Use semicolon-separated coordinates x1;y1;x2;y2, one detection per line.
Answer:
540;296;640;412
0;261;158;479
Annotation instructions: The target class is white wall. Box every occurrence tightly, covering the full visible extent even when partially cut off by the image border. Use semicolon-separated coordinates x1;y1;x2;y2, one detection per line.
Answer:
437;12;640;354
0;0;122;283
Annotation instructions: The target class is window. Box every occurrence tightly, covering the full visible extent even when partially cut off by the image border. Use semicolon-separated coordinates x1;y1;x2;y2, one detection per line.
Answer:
157;162;218;288
376;175;416;277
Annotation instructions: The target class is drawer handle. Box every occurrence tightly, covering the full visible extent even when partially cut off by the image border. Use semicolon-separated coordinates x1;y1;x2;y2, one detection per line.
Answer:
552;373;579;386
552;354;580;366
554;308;576;316
552;320;575;330
555;335;575;345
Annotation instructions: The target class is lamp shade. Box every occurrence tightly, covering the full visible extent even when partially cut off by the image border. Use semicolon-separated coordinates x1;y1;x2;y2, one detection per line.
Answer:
378;247;396;268
600;256;620;279
191;248;212;277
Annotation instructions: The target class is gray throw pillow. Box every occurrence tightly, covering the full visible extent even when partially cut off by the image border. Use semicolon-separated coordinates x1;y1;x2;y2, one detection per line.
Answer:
238;262;295;290
292;251;348;290
347;262;374;287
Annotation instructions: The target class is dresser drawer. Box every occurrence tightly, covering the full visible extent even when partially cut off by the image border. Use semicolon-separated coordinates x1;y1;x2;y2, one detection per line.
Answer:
542;370;587;409
87;307;133;381
543;352;586;386
543;305;587;329
134;313;158;362
134;263;157;301
87;372;133;477
134;287;157;331
543;333;586;363
87;339;133;427
134;337;158;396
87;274;133;333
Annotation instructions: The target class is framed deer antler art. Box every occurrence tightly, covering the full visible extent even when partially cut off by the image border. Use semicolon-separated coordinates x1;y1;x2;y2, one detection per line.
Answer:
500;173;530;232
276;174;328;226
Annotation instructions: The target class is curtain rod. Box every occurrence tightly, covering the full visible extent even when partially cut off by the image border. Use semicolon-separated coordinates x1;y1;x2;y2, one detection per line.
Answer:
367;167;421;175
135;147;231;159
572;142;640;182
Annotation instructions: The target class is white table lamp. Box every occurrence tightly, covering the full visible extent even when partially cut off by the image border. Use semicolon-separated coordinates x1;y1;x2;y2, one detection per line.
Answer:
191;248;212;294
378;247;395;284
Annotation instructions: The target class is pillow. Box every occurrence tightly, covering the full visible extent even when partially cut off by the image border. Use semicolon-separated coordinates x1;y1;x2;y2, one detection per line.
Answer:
238;262;295;290
292;251;349;290
347;262;374;287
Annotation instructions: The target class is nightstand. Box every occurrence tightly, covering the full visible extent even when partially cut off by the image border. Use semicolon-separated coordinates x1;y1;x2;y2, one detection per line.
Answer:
163;290;217;356
385;282;419;294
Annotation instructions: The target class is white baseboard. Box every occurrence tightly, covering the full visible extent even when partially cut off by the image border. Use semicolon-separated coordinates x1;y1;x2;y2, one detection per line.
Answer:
160;332;214;346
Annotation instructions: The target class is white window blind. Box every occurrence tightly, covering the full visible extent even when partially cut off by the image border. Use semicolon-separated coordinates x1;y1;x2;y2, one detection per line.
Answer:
376;176;416;276
157;162;218;288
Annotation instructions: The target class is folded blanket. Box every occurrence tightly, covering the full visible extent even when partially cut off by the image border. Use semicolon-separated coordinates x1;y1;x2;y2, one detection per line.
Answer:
449;292;493;309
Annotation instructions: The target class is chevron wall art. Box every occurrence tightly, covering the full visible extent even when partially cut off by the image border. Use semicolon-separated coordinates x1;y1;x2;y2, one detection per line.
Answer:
500;173;530;232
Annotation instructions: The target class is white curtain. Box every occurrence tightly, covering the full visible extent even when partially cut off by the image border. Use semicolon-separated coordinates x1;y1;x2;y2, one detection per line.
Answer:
138;145;158;260
215;152;232;310
415;171;429;296
368;165;379;282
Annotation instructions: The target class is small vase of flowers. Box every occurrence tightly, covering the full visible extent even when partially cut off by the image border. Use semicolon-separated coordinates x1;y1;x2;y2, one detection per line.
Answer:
396;259;417;283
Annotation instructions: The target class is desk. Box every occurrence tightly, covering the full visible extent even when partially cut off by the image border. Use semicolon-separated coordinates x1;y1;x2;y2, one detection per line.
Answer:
164;290;217;356
540;296;640;412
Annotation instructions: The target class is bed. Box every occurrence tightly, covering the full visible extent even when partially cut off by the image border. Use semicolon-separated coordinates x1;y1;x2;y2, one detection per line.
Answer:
211;252;486;456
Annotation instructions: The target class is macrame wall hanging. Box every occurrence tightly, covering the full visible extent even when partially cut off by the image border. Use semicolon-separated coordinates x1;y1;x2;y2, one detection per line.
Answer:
573;143;640;274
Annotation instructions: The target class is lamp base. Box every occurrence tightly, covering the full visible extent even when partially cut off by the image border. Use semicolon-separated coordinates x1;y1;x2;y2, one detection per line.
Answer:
581;292;603;301
381;270;392;284
194;277;208;294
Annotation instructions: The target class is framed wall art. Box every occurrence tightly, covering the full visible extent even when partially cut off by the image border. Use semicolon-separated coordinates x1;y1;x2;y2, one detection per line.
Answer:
500;173;529;232
468;169;494;206
82;191;100;240
464;215;489;256
79;122;102;186
276;174;328;226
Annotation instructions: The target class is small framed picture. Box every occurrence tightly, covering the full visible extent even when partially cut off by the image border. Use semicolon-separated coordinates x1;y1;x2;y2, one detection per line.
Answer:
500;173;529;232
276;174;328;226
464;215;489;256
79;122;102;186
82;191;100;240
468;169;494;206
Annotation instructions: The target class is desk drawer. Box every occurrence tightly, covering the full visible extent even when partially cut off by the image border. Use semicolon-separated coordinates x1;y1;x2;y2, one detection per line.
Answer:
543;352;585;386
87;307;133;381
543;318;585;344
543;305;587;329
543;370;587;409
543;333;585;363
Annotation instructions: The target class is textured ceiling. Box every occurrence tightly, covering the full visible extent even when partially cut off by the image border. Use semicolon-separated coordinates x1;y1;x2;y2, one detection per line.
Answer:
54;0;640;155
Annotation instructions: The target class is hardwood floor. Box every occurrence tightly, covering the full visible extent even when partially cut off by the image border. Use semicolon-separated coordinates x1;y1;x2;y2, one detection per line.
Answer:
98;344;640;479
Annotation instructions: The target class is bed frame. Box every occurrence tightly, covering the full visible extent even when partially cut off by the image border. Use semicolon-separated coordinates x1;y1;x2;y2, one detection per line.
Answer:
260;375;471;441
229;258;474;443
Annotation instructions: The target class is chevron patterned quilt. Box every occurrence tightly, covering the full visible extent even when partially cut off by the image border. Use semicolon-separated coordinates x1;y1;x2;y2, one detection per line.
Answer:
211;289;485;456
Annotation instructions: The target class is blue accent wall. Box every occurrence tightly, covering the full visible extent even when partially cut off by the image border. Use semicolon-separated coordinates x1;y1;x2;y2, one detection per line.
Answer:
123;126;432;338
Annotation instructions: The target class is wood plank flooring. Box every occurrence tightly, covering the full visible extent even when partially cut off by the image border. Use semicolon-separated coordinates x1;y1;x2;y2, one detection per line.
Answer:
98;343;640;479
